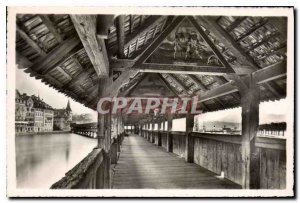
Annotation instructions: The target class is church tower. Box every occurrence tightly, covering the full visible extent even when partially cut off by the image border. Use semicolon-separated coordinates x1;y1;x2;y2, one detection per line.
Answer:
65;99;72;123
66;99;72;112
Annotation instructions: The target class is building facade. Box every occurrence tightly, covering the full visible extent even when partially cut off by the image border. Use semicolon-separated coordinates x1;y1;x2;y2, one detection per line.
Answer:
53;100;72;131
15;90;54;133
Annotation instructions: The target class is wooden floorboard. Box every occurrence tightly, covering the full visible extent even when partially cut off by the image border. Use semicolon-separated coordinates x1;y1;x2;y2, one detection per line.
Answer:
112;134;241;189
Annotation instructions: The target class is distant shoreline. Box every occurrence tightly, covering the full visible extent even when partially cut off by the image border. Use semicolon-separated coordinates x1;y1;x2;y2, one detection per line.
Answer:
16;131;71;136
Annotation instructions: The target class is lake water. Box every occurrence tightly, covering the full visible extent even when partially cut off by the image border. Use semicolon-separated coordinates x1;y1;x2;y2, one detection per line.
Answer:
15;133;97;188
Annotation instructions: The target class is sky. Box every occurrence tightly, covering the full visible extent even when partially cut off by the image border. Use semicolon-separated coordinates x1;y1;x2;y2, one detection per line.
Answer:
16;67;287;127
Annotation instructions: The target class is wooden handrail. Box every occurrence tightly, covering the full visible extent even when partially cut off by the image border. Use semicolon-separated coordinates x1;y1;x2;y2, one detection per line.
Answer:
192;132;286;150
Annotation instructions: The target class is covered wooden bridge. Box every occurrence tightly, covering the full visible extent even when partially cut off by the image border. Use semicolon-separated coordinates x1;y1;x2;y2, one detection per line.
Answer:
16;13;287;189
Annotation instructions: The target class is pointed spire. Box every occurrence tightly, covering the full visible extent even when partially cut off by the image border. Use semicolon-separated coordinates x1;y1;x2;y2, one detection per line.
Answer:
66;99;71;112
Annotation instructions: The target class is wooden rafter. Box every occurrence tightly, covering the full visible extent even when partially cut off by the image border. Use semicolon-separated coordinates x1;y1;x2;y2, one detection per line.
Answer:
30;35;81;74
188;75;226;108
198;61;287;103
224;17;247;32
63;68;95;89
236;18;268;42
213;76;241;101
39;15;64;43
101;16;184;98
108;16;167;57
70;15;109;77
118;73;146;97
157;74;180;96
16;24;46;57
197;16;286;99
55;66;72;80
167;74;189;94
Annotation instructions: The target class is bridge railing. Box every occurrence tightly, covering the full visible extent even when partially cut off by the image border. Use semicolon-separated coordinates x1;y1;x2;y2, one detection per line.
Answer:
50;132;125;189
140;129;286;189
71;122;98;138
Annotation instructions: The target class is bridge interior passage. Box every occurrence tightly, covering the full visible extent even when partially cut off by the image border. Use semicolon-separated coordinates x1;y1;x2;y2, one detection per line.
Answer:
16;13;288;191
112;134;241;189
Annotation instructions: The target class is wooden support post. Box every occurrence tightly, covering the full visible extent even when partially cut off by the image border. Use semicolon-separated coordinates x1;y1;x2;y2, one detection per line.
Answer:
185;109;195;163
167;114;173;152
151;121;155;143
238;77;260;189
97;80;112;189
139;123;142;137
157;121;162;146
147;123;150;141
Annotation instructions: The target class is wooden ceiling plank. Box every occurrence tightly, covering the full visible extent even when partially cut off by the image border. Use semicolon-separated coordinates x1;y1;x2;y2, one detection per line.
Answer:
16;25;46;57
70;15;109;77
157;74;180;96
225;17;247;32
197;16;285;98
213;76;241;101
188;75;226;108
16;51;33;69
63;68;95;88
56;66;72;80
31;35;81;74
167;74;189;94
39;15;64;43
108;16;167;57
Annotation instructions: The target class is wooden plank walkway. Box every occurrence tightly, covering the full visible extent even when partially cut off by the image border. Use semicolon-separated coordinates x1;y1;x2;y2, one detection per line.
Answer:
112;134;241;189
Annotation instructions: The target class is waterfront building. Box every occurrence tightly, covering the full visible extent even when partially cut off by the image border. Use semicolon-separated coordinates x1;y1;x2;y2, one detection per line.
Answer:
53;100;72;131
15;90;54;133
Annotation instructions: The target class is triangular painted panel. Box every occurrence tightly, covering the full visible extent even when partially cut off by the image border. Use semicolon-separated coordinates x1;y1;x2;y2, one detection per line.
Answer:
144;17;224;68
128;73;177;97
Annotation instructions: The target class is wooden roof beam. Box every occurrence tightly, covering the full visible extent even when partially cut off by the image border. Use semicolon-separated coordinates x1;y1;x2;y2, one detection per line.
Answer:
252;61;287;85
31;35;81;74
16;25;46;57
197;16;285;98
71;15;109;77
199;61;287;103
55;66;72;80
158;74;180;96
167;74;189;94
39;15;64;43
108;16;167;57
101;16;184;98
63;68;95;89
223;17;247;32
188;75;226;108
136;63;252;75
